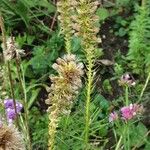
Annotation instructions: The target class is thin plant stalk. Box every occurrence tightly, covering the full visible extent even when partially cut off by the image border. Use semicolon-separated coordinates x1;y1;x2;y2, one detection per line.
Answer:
115;135;123;150
138;72;150;103
124;85;130;150
127;122;130;150
15;58;32;150
0;14;18;127
7;61;19;126
69;0;100;147
125;86;129;106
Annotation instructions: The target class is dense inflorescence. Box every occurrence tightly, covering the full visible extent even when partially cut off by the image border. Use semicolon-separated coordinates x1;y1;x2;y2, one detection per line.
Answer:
57;0;75;53
72;0;101;61
71;0;101;145
46;54;83;149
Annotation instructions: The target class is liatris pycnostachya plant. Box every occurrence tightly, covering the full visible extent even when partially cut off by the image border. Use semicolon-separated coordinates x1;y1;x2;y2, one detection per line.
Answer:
46;54;83;150
72;0;101;56
0;122;25;150
72;0;101;146
57;0;75;53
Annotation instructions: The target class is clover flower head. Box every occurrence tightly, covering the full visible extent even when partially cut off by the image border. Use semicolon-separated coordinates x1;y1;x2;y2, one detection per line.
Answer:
119;73;136;86
121;103;142;120
109;112;118;122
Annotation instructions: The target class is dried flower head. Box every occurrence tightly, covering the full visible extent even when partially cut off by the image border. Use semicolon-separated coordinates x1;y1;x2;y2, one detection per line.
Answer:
46;54;83;149
119;73;136;86
46;54;83;114
0;124;25;150
1;37;25;61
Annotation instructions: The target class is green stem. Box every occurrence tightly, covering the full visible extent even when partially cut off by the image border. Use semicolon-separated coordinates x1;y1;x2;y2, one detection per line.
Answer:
7;62;19;127
0;13;5;61
127;122;130;150
138;72;150;103
115;135;123;150
125;86;129;106
0;13;19;127
85;60;93;148
65;38;71;54
15;59;32;150
0;14;8;123
124;86;130;150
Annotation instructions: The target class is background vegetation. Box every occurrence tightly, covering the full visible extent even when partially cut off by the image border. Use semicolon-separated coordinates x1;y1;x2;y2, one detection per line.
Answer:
0;0;150;150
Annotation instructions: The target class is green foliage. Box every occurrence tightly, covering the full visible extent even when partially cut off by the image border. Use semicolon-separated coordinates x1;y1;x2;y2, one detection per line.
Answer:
54;93;109;150
29;107;48;150
115;0;138;8
30;31;64;75
1;0;150;149
127;3;150;75
102;79;113;94
115;0;130;7
113;16;131;37
0;0;55;30
96;8;109;22
130;122;149;148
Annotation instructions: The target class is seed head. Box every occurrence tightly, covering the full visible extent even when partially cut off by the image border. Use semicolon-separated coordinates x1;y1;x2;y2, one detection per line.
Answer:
0;124;25;150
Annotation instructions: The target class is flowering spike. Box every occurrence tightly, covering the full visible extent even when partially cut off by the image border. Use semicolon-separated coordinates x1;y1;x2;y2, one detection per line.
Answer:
57;0;74;53
46;54;83;149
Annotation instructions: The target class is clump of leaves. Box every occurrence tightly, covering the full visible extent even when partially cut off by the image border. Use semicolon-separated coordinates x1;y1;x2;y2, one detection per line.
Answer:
30;31;64;75
127;2;150;75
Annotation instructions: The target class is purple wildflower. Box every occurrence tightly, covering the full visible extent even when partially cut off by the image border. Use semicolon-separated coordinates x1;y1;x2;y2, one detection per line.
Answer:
109;112;118;122
121;103;142;120
4;99;23;124
6;108;16;120
4;99;23;112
